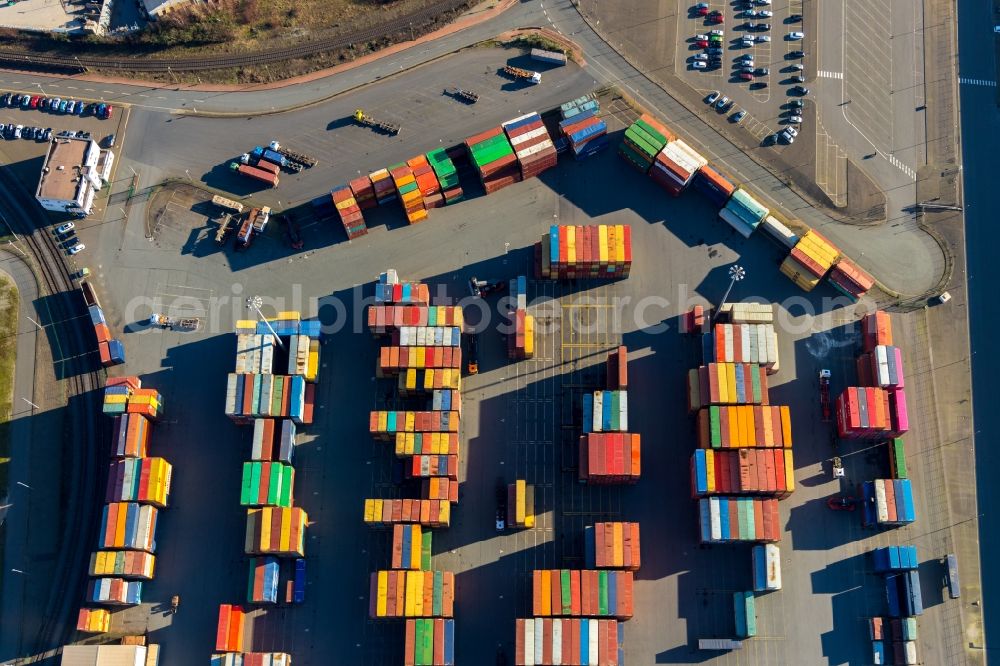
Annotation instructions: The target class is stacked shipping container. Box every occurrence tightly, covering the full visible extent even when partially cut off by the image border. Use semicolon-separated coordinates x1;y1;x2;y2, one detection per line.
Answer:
404;618;456;666
650;139;708;196
508;275;534;359
508;479;536;529
827;256;875;301
863;479;916;527
211;655;291;666
426;148;463;204
720;188;768;238
752;544;781;592
584;522;640;570
698;497;782;543
407;155;445;210
560;109;608;160
503;113;558;180
390;163;429;224
465;126;521;194
618;114;673;174
696;405;793;449
536;225;633;279
369;570;456;618
515;618;623;666
686;362;770;411
531;570;634;619
331;186;368;239
105;457;172;507
870;617;918;666
76;608;111;633
691;448;795;497
245;507;308;556
779;229;841;291
706;323;780;374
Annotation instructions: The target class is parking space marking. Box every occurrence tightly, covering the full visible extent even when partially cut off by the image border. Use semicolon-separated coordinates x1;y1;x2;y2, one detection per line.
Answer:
958;77;996;87
814;121;847;207
817;71;844;79
843;0;893;153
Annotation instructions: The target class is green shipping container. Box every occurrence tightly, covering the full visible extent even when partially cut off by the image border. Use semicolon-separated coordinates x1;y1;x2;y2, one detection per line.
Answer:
252;374;262;415
421;531;433;571
709;406;722;448
433;571;443;616
561;569;572;614
734;591;757;637
751;367;762;403
618;143;652;172
598;570;609;616
271;378;284;416
267;463;281;504
398;181;418;195
890;438;907;478
624;126;659;158
279;466;293;507
633;119;667;148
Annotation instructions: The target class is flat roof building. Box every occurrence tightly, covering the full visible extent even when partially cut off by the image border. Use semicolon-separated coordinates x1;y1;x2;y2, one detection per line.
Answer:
35;135;112;217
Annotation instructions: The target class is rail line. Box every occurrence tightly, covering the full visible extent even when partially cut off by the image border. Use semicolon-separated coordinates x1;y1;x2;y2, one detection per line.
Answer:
0;0;471;73
0;169;103;660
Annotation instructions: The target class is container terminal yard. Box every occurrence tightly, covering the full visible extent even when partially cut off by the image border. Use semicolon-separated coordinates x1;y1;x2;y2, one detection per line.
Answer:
0;7;985;666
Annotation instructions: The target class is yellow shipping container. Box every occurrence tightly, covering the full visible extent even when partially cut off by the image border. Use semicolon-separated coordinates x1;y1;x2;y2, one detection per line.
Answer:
784;450;795;493
104;394;128;405
280;509;292;553
706;451;716;493
762;409;774;446
524;484;535;528
378;412;388;432
780;406;793;446
515;480;526;525
613;522;624;567
377;570;389;617
260;508;272;551
615;225;626;263
364;499;375;523
524;315;535;358
598;225;609;264
411;529;423;570
405;571;420;616
405;412;415;433
541;570;552;615
423;369;435;391
567;226;576;264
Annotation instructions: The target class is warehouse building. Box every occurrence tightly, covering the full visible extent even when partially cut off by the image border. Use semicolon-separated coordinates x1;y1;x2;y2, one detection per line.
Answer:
35;135;114;217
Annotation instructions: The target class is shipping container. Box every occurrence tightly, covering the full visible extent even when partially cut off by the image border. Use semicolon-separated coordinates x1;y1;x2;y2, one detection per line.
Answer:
536;225;633;280
363;498;451;527
515;617;621;665
76;607;111;633
578;433;641;483
244;507;308;556
752;543;781;591
369;570;455;618
693;165;735;207
531;570;634;619
585;522;641;570
698;497;781;543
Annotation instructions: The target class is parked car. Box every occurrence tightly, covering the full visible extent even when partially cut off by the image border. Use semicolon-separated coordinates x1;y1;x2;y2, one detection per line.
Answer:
793;74;805;82
96;103;107;118
103;104;114;120
739;72;754;81
76;101;86;116
68;242;86;255
758;10;772;17
58;100;68;113
695;39;710;47
693;53;709;61
693;61;708;69
693;2;709;8
56;221;76;235
789;99;804;108
744;9;759;17
738;53;755;61
756;34;771;42
49;97;60;111
12;125;23;139
706;90;721;104
754;0;771;4
708;11;724;23
785;126;799;136
755;23;771;30
39;97;50;110
788;13;802;21
789;115;803;123
755;67;769;75
29;95;40;109
697;6;710;15
42;128;52;141
750;81;768;89
694;33;709;41
709;29;724;36
104;133;116;147
716;96;731;110
732;109;748;123
789;31;805;39
790;63;804;71
20;95;30;108
791;85;810;95
788;50;805;58
0;93;10;106
707;47;724;54
741;37;755;47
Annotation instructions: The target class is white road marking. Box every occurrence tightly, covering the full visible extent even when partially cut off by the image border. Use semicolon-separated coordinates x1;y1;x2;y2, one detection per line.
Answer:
817;70;844;79
886;153;916;180
66;86;77;90
958;77;996;87
84;88;95;92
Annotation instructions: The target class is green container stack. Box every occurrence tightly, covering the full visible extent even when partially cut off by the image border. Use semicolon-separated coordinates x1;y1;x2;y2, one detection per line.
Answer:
734;590;757;638
240;461;295;508
465;127;521;194
426;148;464;204
619;113;673;174
889;438;907;478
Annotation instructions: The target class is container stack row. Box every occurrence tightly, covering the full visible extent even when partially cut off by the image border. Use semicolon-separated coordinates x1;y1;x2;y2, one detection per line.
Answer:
78;377;168;632
407;154;446;210
698;497;782;543
559;94;599;122
332;185;368;239
211;654;292;666
779;229;842;292
752;544;782;592
466;126;521;194
503;113;558;180
696;405;792;449
579;348;641;484
535;224;633;280
584;522;641;570
686;362;770;410
426;148;464;205
508;479;536;529
531;570;634;619
240;461;295;507
706;323;780;374
558;102;608;160
508;275;535;359
582;390;629;433
618;112;874;298
863;479;916;527
389;162;429;224
869;617;919;665
365;269;465;662
515;618;623;666
691;448;795;497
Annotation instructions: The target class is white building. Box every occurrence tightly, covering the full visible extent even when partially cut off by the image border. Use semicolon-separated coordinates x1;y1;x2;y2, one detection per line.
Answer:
35;136;114;217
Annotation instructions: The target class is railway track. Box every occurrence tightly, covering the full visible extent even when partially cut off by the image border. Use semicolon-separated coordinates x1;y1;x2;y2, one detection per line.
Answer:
0;170;103;660
0;0;471;73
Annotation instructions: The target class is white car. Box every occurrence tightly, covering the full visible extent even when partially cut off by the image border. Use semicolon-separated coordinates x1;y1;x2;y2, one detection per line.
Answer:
68;243;85;255
789;115;803;123
758;10;772;17
789;31;805;40
741;38;755;47
754;0;771;4
13;124;22;139
756;35;771;42
692;61;708;69
785;126;799;136
56;221;75;235
790;63;804;70
695;33;709;41
693;53;709;60
709;29;725;36
706;90;721;104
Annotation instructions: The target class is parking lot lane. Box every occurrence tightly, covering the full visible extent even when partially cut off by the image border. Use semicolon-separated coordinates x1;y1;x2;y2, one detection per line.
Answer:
843;0;893;151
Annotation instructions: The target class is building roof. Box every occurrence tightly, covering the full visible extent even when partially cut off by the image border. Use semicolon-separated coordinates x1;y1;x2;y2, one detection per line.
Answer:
0;0;83;34
142;0;191;16
36;137;93;203
61;645;146;666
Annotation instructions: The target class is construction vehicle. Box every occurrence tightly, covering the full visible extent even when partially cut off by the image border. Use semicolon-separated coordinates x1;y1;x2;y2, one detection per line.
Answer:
445;87;480;103
149;312;201;331
214;213;236;244
818;369;831;422
353;109;401;135
211;194;244;214
467;333;480;375
831;456;845;479
501;65;542;84
268;140;317;168
468;277;507;298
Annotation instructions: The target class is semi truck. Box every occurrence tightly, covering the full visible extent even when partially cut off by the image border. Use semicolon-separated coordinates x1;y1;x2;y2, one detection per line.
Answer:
269;140;317;168
250;146;303;173
230;162;279;188
445;87;480;103
149;313;201;331
211;194;244;213
501;65;542;84
235;206;271;248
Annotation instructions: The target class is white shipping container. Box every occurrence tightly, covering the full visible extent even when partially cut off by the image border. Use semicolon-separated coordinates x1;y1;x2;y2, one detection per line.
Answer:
552;619;563;663
531;47;568;65
524;619;536;666
517;139;556;159
764;543;781;590
225;374;238;415
710;497;721;541
724;325;734;363
876;346;891;386
767;326;779;373
904;641;917;664
719;207;757;238
761;215;798;249
534;617;544;664
587;618;599;665
260;376;273;416
592;391;604;433
741;324;751;364
252;419;265;459
503;112;538;128
510;125;549;147
620;391;628;432
875;480;889;523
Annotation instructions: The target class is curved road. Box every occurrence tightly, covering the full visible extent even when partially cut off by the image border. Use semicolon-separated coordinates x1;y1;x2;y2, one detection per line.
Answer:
0;0;944;295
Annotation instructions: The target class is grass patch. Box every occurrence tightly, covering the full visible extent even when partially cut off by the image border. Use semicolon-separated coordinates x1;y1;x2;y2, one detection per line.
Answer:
504;34;568;55
0;275;18;496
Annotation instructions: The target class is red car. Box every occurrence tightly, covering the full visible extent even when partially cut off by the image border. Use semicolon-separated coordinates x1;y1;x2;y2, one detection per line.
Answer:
697;6;710;15
739;72;753;81
29;95;39;109
103;104;114;120
695;39;710;47
708;12;724;23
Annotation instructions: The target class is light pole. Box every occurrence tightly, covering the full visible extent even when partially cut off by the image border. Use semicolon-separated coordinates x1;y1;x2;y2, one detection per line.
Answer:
246;296;285;350
33;82;45;98
715;264;746;321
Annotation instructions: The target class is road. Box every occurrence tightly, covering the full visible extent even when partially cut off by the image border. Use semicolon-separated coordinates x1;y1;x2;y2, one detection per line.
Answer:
0;0;945;296
0;250;40;660
956;0;1000;655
